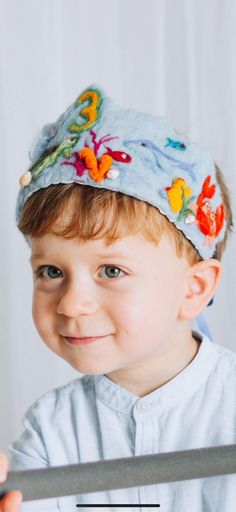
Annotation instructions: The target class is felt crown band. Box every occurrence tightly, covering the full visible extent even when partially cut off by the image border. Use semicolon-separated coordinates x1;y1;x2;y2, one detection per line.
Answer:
16;84;226;260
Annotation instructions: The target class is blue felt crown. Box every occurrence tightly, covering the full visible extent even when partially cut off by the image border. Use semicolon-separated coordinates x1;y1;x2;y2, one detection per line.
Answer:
16;84;226;259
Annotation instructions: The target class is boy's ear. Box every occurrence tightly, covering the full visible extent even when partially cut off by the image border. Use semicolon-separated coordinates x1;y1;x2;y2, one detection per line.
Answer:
179;259;222;320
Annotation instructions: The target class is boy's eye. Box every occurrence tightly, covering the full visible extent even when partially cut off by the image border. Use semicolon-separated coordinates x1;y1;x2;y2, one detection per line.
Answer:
37;266;62;279
34;265;125;280
99;265;124;279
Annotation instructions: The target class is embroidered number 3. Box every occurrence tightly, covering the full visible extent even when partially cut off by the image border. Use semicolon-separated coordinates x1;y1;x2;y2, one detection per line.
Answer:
69;89;102;134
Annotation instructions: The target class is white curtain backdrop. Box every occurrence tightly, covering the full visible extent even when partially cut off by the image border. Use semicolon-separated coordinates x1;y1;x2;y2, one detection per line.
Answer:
0;0;236;452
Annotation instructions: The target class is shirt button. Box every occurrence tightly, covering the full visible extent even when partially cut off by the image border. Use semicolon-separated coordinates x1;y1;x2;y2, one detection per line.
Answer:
135;402;154;413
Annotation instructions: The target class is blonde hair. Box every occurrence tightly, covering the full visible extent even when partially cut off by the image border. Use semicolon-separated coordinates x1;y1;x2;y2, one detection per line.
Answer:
18;150;233;265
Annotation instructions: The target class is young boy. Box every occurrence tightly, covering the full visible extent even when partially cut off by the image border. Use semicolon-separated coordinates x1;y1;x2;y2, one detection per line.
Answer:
0;84;235;512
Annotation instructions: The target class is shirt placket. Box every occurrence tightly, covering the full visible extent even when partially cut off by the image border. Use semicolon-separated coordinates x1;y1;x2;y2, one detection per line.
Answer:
133;399;159;512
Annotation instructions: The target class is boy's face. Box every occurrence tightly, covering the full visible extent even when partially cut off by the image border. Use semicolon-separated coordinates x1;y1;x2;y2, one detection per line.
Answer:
29;217;196;396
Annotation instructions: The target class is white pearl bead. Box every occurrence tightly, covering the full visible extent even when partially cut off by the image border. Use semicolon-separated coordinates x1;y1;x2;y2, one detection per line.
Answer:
106;169;120;180
19;171;32;187
185;214;195;224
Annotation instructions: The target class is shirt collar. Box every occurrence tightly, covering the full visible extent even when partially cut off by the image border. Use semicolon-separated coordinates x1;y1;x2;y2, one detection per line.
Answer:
93;331;219;415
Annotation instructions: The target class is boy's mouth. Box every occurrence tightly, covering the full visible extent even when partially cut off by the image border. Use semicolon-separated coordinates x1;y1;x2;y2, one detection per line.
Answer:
64;335;110;346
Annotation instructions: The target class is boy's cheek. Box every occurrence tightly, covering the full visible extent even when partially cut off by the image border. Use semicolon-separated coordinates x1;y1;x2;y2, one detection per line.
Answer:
32;295;51;336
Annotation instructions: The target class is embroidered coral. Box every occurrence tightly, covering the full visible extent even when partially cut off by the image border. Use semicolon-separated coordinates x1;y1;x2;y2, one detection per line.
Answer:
62;130;132;182
79;147;113;182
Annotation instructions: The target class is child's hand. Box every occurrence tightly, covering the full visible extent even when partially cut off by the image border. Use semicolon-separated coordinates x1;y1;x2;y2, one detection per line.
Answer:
0;453;22;511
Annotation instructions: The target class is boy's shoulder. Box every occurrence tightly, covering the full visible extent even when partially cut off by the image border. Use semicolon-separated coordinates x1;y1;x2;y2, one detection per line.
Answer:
24;374;94;420
198;328;236;361
210;337;236;368
196;332;236;388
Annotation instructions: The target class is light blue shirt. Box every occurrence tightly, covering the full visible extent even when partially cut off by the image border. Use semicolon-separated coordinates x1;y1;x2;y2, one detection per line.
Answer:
9;331;236;511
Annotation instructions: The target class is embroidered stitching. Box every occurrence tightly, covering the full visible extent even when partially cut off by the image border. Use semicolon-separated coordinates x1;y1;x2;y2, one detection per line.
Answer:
69;89;102;134
62;130;132;182
164;175;225;246
124;139;196;181
19;137;78;187
164;137;187;151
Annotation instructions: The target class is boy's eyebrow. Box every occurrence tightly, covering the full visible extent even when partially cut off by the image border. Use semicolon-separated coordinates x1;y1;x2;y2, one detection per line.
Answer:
29;253;49;264
93;251;133;259
29;251;134;263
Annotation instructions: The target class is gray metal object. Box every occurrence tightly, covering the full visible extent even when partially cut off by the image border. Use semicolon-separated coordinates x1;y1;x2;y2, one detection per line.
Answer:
0;444;236;502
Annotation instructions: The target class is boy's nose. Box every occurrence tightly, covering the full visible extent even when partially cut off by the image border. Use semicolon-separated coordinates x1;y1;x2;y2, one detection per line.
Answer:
56;284;98;318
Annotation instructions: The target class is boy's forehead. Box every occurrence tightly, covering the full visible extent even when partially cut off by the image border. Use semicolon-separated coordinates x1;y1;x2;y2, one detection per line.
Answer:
29;231;145;255
29;231;184;269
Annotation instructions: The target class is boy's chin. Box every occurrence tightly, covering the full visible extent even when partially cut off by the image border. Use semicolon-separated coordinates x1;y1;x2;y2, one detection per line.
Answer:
62;356;115;376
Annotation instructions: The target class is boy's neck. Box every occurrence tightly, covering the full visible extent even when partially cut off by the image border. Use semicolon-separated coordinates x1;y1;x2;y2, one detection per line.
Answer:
105;329;201;398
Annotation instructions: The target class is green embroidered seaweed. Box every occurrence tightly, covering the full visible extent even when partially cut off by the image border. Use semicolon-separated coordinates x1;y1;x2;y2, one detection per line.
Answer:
177;188;196;222
31;137;78;179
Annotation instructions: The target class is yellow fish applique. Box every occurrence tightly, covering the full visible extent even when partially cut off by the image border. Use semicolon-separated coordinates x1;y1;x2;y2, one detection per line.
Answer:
166;178;192;213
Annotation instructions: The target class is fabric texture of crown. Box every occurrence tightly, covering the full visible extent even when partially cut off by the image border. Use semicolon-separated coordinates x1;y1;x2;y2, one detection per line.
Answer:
16;84;226;259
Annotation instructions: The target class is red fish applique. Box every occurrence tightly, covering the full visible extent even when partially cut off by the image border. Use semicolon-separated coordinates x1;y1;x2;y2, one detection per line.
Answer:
190;176;225;246
104;147;132;163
